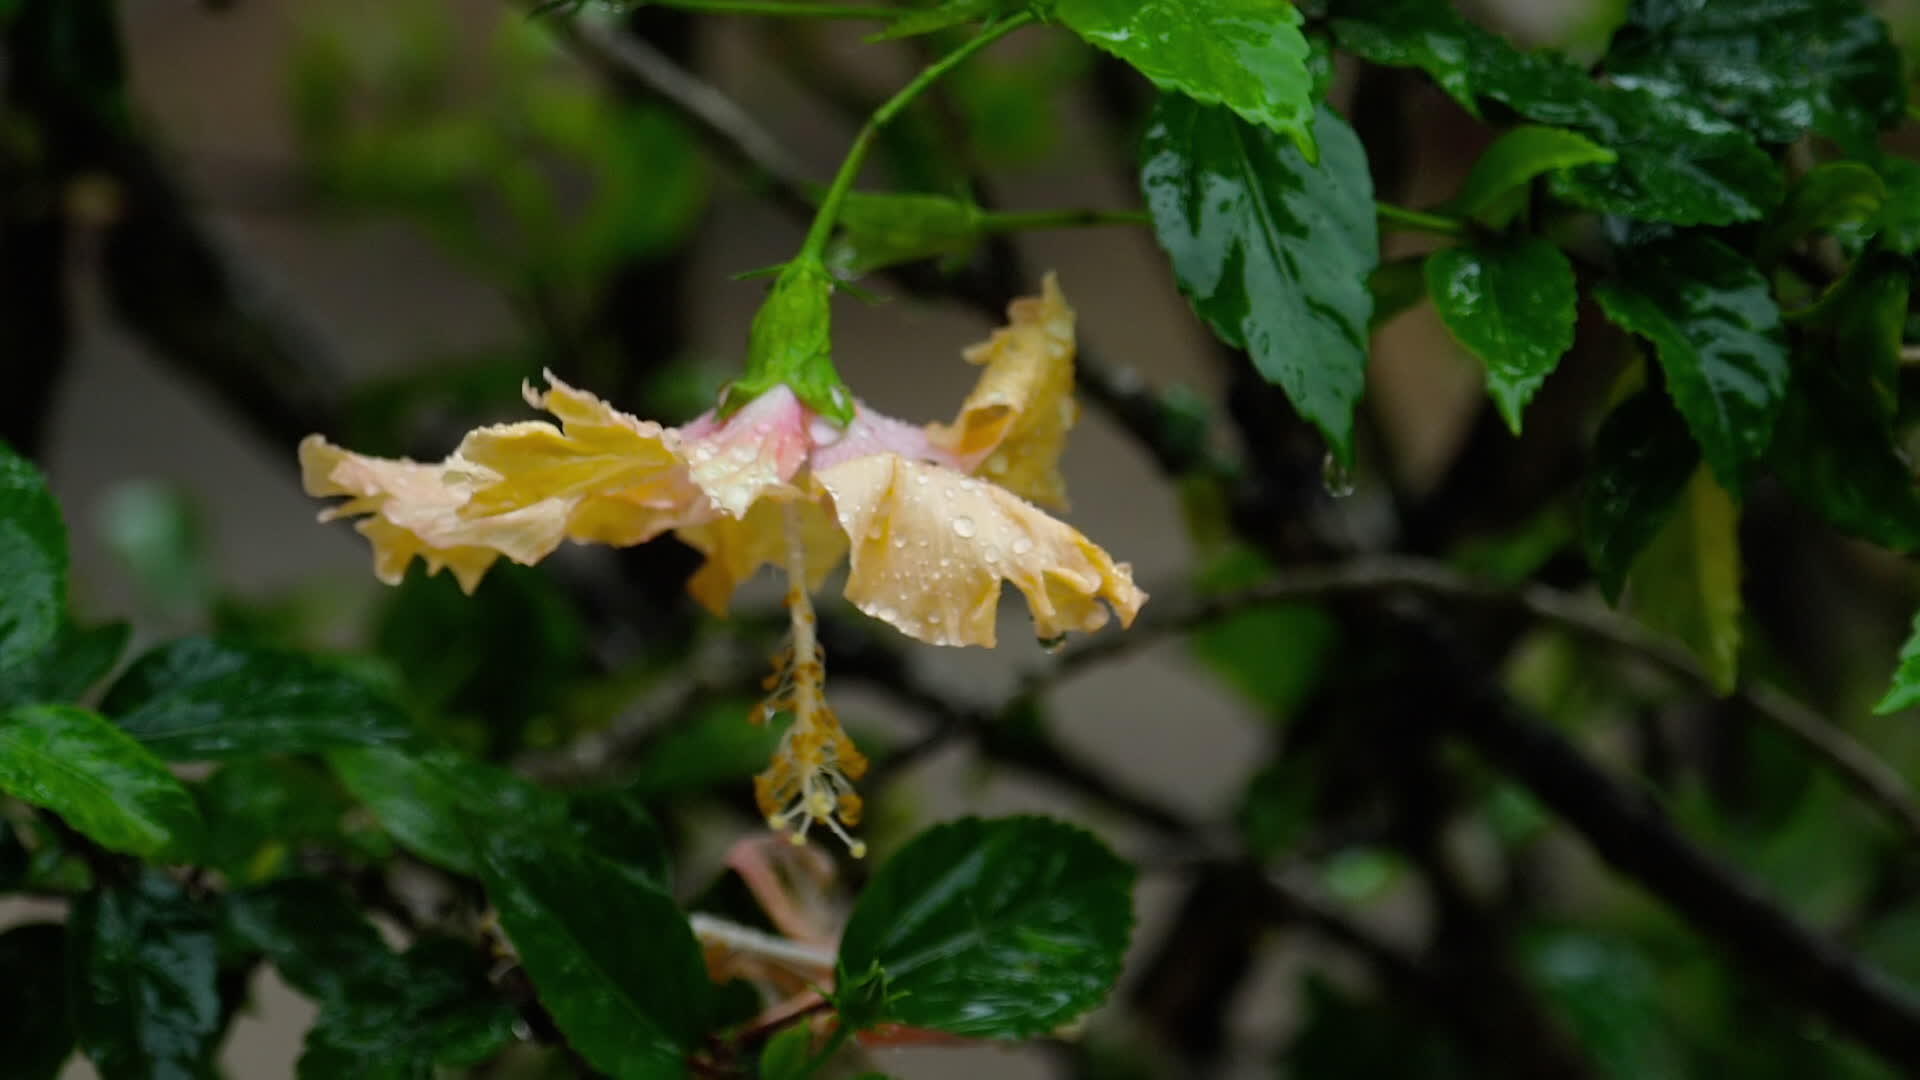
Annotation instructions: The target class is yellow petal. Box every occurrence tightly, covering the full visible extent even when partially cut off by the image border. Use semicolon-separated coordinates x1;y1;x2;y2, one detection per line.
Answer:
674;494;847;616
458;371;686;518
927;272;1078;509
817;455;1145;648
300;435;567;593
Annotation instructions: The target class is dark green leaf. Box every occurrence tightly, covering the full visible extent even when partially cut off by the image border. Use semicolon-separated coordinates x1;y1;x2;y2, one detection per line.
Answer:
69;871;223;1080
1770;258;1920;550
0;619;131;709
478;824;709;1078
1584;389;1700;602
1142;97;1377;461
1606;0;1903;149
1760;161;1887;263
836;816;1134;1038
827;191;981;277
758;1024;813;1080
1237;756;1322;861
0;704;201;859
1056;0;1316;156
225;878;397;1006
1449;125;1615;228
0;441;66;671
1876;608;1920;714
329;747;560;874
566;786;672;892
1593;237;1788;494
103;637;415;759
0;923;75;1079
1629;466;1743;693
197;759;361;884
1426;236;1577;433
1331;0;1783;225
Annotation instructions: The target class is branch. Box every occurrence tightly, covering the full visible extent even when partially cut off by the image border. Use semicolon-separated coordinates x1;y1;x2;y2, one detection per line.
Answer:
1040;556;1920;852
1448;688;1920;1071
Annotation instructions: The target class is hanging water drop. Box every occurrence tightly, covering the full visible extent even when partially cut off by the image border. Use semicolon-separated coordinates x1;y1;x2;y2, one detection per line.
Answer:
1321;451;1356;498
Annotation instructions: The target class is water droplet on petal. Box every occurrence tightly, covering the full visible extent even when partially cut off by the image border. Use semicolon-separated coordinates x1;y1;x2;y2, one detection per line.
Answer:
809;417;844;446
1011;537;1034;556
915;472;931;486
730;444;758;464
1321;451;1356;498
892;537;906;550
951;516;976;538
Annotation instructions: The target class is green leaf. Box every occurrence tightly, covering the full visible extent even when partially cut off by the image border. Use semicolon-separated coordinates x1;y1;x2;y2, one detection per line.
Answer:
1426;236;1577;433
0;619;131;709
227;878;515;1076
329;746;559;874
1875;608;1920;714
1593;237;1788;495
625;696;781;796
1142;97;1377;461
566;785;672;893
1331;0;1783;225
758;1024;813;1080
1770;257;1920;550
0;705;201;859
103;637;415;759
0;441;66;671
477;823;710;1078
1627;466;1743;693
0;923;75;1079
1055;0;1316;157
1449;125;1616;228
1584;389;1700;602
836;816;1134;1038
1605;0;1903;150
197;759;362;884
827;191;981;278
69;871;223;1080
1368;255;1430;331
1760;161;1887;263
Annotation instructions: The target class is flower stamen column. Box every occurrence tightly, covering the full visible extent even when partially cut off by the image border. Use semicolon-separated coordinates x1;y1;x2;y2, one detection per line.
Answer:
753;499;869;856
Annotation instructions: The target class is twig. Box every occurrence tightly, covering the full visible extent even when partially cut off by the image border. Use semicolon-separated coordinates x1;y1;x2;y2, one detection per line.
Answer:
1036;556;1920;852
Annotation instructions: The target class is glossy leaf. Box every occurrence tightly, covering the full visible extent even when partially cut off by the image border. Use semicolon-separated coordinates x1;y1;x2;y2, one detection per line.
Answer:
0;705;201;860
1769;258;1920;550
1056;0;1317;156
227;879;514;1076
828;191;980;277
1142;97;1377;461
1628;467;1742;693
0;619;131;709
1606;0;1903;150
1449;125;1615;228
0;923;74;1080
1593;237;1788;495
69;871;223;1080
1760;161;1887;263
477;824;709;1078
103;636;415;759
836;816;1134;1038
329;746;560;874
1584;389;1700;602
1426;236;1577;433
1331;0;1783;225
0;441;66;672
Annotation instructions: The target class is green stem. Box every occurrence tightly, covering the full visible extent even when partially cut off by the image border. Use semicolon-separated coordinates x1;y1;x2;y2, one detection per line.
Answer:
796;1019;855;1077
1375;201;1466;236
976;207;1153;233
642;0;910;18
799;12;1036;260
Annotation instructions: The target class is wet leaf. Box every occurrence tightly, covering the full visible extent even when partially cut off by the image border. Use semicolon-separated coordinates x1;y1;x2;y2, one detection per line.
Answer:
1056;0;1317;156
1427;236;1577;433
0;620;131;709
837;816;1134;1038
1594;236;1788;495
1449;125;1616;228
1627;467;1742;693
1142;97;1376;461
69;871;223;1080
1875;607;1920;714
103;637;415;759
0;441;65;672
0;704;201;860
1584;390;1700;602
